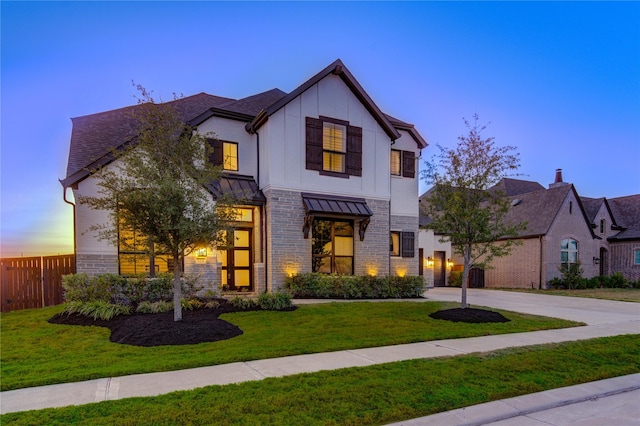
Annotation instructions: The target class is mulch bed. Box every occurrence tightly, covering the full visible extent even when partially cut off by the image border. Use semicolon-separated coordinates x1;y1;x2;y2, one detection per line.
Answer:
48;299;288;347
429;307;510;323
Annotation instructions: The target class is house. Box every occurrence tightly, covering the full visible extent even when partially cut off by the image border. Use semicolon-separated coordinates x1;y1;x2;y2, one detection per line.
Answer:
419;169;640;288
60;59;428;294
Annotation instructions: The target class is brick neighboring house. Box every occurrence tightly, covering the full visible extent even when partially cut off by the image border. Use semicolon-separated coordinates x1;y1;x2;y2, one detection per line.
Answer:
420;169;640;288
60;59;428;294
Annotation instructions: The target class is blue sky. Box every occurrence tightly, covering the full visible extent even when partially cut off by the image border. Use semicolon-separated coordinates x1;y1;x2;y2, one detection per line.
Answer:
2;1;639;257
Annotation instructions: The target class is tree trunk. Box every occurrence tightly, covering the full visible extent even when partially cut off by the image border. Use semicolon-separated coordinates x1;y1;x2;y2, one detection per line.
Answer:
460;249;471;309
172;252;182;322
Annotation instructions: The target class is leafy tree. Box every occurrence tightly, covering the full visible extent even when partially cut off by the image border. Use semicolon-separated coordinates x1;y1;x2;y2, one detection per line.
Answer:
422;115;526;308
79;86;236;321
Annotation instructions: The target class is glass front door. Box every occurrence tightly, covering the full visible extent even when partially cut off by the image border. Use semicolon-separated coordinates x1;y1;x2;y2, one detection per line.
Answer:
218;228;253;291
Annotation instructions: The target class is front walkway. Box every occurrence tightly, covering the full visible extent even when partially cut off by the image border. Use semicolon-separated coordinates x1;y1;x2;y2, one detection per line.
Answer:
1;288;639;418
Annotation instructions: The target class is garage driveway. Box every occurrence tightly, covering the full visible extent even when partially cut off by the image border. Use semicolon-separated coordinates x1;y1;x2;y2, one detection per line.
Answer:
425;287;640;326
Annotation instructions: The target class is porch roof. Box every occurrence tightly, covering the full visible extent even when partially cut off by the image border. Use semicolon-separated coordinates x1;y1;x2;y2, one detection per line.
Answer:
207;174;265;205
301;192;373;217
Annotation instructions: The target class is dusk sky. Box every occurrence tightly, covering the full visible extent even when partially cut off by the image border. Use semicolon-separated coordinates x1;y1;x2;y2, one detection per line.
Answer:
2;1;639;257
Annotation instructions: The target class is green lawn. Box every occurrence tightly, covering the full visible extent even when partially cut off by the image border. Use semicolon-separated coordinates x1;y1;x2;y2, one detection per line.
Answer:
1;301;581;391
3;335;639;425
496;288;640;302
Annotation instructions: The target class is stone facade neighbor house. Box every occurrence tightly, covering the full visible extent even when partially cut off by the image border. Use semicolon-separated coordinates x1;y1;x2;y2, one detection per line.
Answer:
60;59;427;294
425;169;640;288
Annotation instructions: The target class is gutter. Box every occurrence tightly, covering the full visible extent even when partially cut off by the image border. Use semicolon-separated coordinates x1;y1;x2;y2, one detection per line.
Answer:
60;181;78;272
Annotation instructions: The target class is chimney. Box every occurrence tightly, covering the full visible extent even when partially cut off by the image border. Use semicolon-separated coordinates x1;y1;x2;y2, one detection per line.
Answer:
549;168;568;188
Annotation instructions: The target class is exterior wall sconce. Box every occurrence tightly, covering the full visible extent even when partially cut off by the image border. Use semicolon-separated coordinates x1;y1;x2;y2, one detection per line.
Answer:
196;247;208;258
447;259;454;269
593;257;600;265
426;257;434;268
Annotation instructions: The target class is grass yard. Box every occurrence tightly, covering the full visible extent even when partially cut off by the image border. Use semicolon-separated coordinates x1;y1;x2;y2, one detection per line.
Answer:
0;301;582;391
498;288;640;302
2;335;639;425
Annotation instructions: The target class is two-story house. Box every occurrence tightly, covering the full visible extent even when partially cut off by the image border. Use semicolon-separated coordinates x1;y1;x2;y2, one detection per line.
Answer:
60;59;428;293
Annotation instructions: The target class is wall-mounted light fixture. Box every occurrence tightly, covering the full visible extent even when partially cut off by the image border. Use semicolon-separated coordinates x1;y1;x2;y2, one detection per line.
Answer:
426;256;434;268
196;247;208;258
593;257;600;265
447;259;454;269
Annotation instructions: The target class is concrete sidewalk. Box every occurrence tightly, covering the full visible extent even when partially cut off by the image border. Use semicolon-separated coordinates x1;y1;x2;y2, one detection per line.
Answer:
1;289;639;421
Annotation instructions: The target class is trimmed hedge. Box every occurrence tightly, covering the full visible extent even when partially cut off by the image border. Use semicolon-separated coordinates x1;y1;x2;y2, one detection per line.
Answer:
548;272;639;290
284;273;425;299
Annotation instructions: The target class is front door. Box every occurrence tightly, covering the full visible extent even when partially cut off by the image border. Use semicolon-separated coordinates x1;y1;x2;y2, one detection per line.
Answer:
219;229;253;291
434;251;446;287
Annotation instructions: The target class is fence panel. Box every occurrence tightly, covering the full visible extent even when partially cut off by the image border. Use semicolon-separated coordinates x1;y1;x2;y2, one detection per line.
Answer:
1;255;75;313
43;254;75;307
1;257;42;312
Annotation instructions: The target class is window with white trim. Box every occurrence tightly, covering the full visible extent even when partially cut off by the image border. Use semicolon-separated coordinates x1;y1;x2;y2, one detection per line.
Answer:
560;238;578;269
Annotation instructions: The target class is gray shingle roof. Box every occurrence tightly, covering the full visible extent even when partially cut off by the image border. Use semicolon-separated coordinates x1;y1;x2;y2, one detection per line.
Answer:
491;178;545;196
504;185;573;237
608;194;640;240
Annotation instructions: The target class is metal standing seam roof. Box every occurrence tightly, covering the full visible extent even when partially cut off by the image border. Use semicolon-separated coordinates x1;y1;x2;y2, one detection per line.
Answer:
207;174;266;205
301;192;373;217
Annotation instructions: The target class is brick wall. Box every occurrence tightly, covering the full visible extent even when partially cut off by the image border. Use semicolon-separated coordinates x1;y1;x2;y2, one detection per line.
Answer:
609;241;640;281
484;238;543;288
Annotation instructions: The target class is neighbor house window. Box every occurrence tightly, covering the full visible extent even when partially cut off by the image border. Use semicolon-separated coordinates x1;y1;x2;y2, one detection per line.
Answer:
560;238;578;269
390;149;415;178
634;248;640;265
118;218;173;276
390;231;415;258
312;219;354;274
207;139;239;171
306;116;362;177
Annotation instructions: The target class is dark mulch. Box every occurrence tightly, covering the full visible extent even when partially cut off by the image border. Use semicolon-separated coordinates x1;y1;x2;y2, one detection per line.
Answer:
48;299;294;347
429;307;510;323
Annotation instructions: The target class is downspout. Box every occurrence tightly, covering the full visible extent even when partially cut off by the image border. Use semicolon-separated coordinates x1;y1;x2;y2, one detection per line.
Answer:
61;182;78;272
539;235;544;289
253;127;267;293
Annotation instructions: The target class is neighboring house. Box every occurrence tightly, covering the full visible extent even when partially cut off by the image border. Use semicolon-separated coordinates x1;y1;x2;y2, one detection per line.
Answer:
420;169;640;288
60;59;428;294
418;213;453;287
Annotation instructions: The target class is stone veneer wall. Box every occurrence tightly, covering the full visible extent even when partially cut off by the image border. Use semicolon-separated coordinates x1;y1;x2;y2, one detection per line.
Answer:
390;215;419;277
76;254;119;276
264;188;393;291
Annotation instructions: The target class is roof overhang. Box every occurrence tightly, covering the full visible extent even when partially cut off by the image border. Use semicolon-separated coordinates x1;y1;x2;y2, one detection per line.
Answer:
301;192;373;241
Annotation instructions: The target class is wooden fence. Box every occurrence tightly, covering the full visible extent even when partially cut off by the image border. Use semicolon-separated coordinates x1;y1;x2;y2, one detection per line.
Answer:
0;254;75;313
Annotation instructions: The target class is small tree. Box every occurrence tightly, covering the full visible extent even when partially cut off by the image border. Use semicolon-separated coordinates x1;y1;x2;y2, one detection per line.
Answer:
422;115;526;308
79;85;236;321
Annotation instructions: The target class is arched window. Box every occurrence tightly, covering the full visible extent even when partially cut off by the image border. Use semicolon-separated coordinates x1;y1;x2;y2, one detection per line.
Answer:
560;239;578;269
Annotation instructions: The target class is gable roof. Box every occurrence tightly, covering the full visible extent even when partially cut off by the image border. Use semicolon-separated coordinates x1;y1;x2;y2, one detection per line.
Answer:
246;59;411;145
62;60;427;188
491;178;545;196
608;194;640;240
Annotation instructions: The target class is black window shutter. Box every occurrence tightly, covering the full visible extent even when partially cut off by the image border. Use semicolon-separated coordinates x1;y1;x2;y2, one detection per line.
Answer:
401;231;415;258
207;138;223;166
346;125;362;176
305;117;323;171
402;150;415;178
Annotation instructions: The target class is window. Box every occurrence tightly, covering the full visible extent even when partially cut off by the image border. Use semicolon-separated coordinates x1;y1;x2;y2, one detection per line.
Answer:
391;150;401;176
306;116;362;177
312;219;354;274
390;231;415;258
600;219;606;234
118;218;173;276
323;122;346;173
207;139;239;171
390;149;415;178
634;249;640;265
560;238;578;269
390;231;400;256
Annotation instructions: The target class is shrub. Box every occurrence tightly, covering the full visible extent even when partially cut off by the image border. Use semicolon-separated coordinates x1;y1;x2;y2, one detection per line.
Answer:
64;300;130;320
230;296;259;310
257;292;293;310
558;261;584;290
603;272;628;288
136;300;173;314
447;271;462;287
284;273;425;299
144;274;173;301
547;277;564;289
181;298;204;311
62;273;114;303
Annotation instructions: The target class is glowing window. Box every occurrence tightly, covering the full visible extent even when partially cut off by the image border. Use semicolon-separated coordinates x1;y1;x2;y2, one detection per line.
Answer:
322;122;346;173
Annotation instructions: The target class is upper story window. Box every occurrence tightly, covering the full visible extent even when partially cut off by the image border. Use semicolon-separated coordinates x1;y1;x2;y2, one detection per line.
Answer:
207;139;239;171
599;219;606;234
390;149;416;178
306;116;362;178
560;238;578;269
